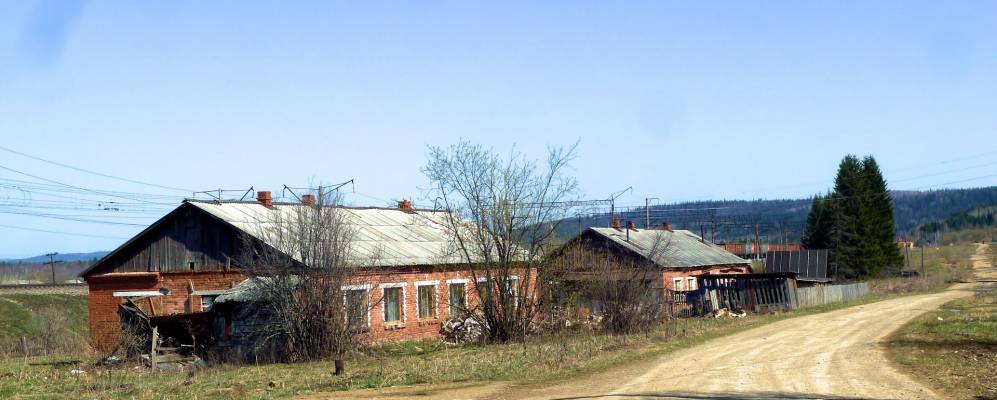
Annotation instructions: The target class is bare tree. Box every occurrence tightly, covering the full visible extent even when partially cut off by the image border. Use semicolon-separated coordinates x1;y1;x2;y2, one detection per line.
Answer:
424;140;579;342
237;193;381;372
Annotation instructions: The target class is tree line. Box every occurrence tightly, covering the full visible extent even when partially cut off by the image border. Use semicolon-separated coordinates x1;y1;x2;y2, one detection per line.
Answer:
802;155;904;279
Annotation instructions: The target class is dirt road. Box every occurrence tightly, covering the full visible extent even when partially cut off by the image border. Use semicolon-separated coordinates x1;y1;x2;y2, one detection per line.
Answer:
320;244;990;400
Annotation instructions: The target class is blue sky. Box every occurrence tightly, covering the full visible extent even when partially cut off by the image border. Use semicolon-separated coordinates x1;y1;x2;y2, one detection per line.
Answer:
1;1;996;258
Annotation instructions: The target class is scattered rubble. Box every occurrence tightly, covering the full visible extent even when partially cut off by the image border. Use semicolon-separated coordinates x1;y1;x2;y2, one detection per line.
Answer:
440;316;486;345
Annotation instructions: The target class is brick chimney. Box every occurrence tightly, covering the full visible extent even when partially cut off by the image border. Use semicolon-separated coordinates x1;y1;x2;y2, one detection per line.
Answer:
611;218;622;231
661;222;673;232
256;191;273;208
301;194;316;206
397;199;413;212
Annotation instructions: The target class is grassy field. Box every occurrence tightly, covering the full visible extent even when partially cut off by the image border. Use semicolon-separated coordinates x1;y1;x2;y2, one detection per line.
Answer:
0;293;88;357
871;243;977;294
887;244;996;400
887;292;997;399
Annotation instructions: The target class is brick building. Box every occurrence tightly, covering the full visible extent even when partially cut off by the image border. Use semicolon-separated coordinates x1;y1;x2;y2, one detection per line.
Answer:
82;193;510;353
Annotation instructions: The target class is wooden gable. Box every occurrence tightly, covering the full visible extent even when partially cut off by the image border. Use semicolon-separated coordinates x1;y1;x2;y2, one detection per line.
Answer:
86;203;242;276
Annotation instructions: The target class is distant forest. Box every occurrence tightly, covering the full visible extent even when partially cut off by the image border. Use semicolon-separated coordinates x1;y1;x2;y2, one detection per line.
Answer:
556;186;997;244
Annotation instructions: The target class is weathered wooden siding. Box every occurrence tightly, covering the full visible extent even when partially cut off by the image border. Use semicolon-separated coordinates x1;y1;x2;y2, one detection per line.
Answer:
795;282;870;307
92;205;239;275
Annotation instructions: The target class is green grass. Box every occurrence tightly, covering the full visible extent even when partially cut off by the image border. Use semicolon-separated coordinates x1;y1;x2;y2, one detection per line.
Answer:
0;294;88;340
0;291;912;400
887;293;997;399
886;244;997;400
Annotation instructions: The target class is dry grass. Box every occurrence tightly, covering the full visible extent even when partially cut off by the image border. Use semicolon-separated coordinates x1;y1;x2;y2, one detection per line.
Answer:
887;244;997;400
887;292;997;399
871;243;977;295
0;300;879;400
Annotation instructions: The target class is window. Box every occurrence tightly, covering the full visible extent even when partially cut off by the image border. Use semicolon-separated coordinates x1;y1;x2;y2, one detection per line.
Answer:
686;277;697;291
506;276;521;310
343;287;370;330
382;285;405;323
673;277;685;291
200;295;217;311
417;283;437;319
448;282;466;316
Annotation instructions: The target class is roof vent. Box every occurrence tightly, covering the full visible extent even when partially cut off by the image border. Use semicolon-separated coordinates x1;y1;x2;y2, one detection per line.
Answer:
661;223;673;232
256;191;273;208
611;218;622;231
627;221;637;231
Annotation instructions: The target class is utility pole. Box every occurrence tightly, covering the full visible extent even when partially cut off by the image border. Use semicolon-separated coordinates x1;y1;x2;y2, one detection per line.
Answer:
645;197;658;229
45;252;62;285
754;224;761;260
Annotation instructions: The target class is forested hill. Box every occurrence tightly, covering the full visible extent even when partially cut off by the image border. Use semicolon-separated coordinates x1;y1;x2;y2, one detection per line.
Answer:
557;186;997;243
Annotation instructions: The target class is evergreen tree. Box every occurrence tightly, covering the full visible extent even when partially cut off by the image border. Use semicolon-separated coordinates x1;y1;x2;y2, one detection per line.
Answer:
802;193;834;249
861;156;903;275
830;155;867;278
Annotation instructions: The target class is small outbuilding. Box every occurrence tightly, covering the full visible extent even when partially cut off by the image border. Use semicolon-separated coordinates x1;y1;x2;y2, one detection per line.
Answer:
551;221;752;316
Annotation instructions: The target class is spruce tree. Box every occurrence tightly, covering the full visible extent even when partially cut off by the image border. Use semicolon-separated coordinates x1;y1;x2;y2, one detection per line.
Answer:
831;155;867;278
802;193;834;249
861;156;903;275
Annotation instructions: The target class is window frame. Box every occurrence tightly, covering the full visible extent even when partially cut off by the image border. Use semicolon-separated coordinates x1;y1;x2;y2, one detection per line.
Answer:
673;277;685;291
414;280;439;319
446;278;468;316
686;276;697;291
341;284;372;329
380;283;407;324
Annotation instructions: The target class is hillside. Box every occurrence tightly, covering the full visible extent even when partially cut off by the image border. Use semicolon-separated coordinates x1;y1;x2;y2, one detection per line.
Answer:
558;186;997;243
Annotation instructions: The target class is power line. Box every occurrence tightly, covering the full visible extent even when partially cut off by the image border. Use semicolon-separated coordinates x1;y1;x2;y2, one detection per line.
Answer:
0;163;175;206
0;223;130;240
0;145;191;192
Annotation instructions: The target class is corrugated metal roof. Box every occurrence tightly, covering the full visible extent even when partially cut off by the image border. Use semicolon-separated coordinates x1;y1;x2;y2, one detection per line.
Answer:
187;200;475;267
587;227;749;268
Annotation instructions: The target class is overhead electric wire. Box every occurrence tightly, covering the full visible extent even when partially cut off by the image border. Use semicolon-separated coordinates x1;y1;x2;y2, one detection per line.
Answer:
0;210;150;226
0;223;130;240
0;145;192;192
0;163;176;206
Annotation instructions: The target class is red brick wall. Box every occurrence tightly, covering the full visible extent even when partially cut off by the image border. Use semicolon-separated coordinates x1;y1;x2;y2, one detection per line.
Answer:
353;267;536;343
661;264;751;291
88;266;535;351
86;270;244;353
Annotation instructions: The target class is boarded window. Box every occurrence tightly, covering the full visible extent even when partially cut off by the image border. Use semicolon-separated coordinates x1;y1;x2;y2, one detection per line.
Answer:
383;287;403;322
344;289;369;329
417;285;436;318
448;283;466;316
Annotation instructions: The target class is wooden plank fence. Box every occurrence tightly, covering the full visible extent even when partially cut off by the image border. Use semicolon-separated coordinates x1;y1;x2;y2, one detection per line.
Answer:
794;282;869;307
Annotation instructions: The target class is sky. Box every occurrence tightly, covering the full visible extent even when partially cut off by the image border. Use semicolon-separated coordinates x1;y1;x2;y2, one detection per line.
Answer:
0;1;996;258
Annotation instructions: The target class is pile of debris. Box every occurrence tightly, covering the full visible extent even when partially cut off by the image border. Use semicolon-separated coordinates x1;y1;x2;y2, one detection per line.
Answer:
439;316;486;345
711;308;747;319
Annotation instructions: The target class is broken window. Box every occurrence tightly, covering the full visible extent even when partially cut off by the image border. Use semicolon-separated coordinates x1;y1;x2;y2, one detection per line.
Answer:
417;284;436;318
200;295;217;311
448;282;466;316
344;288;370;329
383;286;404;323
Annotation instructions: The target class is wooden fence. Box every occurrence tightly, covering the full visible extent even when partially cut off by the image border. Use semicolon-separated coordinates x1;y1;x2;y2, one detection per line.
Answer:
794;282;870;307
